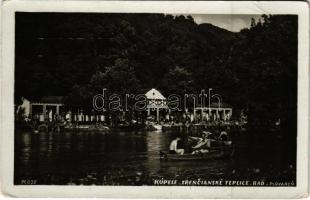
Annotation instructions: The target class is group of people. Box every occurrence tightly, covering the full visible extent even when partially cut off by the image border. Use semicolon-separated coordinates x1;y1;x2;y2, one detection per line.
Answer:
169;131;229;155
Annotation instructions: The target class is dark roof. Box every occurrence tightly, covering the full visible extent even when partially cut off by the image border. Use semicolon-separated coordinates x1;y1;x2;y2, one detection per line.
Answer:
210;102;232;108
39;96;64;104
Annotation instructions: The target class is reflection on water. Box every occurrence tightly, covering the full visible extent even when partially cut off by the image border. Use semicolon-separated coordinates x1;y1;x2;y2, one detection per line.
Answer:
14;130;296;185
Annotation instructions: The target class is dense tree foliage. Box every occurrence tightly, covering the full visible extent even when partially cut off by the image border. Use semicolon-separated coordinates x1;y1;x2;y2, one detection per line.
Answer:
227;15;297;131
15;13;297;131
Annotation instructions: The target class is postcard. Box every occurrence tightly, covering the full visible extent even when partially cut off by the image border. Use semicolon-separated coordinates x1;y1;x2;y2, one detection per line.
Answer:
0;0;309;198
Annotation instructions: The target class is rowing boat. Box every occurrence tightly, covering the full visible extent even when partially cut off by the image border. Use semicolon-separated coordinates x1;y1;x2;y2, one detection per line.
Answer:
159;143;234;161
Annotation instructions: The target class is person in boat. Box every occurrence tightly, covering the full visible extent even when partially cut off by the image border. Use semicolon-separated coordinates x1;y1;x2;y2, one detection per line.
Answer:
169;137;184;155
218;130;232;146
189;131;212;145
191;131;213;154
219;131;228;141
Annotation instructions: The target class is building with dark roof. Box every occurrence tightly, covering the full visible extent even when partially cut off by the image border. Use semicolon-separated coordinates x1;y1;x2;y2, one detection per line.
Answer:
19;96;64;121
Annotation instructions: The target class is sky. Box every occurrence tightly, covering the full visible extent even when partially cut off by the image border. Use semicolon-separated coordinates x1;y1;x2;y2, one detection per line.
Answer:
190;14;262;32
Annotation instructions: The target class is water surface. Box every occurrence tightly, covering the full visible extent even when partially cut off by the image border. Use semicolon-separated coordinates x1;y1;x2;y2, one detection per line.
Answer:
14;129;296;185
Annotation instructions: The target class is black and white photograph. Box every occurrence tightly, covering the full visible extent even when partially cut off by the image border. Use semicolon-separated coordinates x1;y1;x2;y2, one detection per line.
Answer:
13;11;298;186
1;0;309;198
